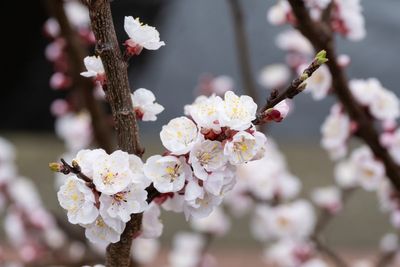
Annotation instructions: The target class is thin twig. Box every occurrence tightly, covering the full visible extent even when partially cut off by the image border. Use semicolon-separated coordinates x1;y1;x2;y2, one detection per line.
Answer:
312;188;355;237
45;0;114;153
253;52;327;125
313;237;349;267
287;0;400;192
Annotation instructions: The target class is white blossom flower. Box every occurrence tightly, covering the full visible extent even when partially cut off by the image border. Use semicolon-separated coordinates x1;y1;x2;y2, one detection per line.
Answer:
189;95;224;132
385;130;400;165
311;186;342;213
83;216;123;246
300;64;332;100
352;260;374;267
64;1;90;28
80;56;105;79
162;193;185;213
189;139;227;180
258;64;291;89
99;183;148;223
92;150;133;195
209;75;234;96
57;176;99;224
9;177;43;210
335;0;366;41
184;180;222;220
74;149;107;178
4;210;26;246
160;117;198;155
224;131;267;165
129;154;152;187
350;146;385;191
0;137;16;163
350;78;400;121
131;88;164;121
191;207;230;236
131;238;160;264
334;160;359;189
144;155;190;193
267;1;291;25
44;18;60;38
303;259;329;267
370;89;400;122
237;155;301;201
141;203;163;239
263;239;314;267
55;112;92;153
376;181;397;212
350;78;382;106
251;200;316;241
169;232;204;267
321;105;350;160
124;16;165;51
218;91;257;131
276;30;314;55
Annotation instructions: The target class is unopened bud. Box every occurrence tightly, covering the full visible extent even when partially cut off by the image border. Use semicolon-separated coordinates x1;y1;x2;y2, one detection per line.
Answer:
71;160;81;172
49;162;62;172
315;50;328;65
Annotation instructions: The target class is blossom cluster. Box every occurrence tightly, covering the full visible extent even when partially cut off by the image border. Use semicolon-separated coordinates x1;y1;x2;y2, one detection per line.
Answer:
55;89;269;245
158;91;267;220
0;137;69;265
57;149;154;245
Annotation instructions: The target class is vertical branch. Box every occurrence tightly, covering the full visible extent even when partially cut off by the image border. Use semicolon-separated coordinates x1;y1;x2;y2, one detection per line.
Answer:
287;0;400;192
86;0;143;156
46;0;114;153
84;0;144;266
226;0;259;102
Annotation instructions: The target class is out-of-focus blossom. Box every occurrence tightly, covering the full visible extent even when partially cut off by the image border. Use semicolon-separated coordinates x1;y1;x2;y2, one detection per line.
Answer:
131;238;160;264
191;207;230;236
55;112;92;153
258;64;291;89
311;186;342;214
300;65;332;100
321;104;351;160
141;203;163;239
251;200;316;241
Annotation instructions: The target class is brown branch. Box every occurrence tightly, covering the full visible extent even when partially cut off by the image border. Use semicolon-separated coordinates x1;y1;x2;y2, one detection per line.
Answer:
226;0;259;102
376;251;396;267
312;188;354;237
253;52;327;125
287;0;400;192
45;0;114;153
83;1;145;266
313;237;349;267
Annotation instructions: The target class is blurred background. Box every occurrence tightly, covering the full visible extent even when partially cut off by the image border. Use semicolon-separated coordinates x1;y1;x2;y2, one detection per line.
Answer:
1;0;400;265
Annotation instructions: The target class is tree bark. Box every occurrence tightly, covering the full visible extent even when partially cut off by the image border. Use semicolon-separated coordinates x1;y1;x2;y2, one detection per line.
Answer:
85;0;144;266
